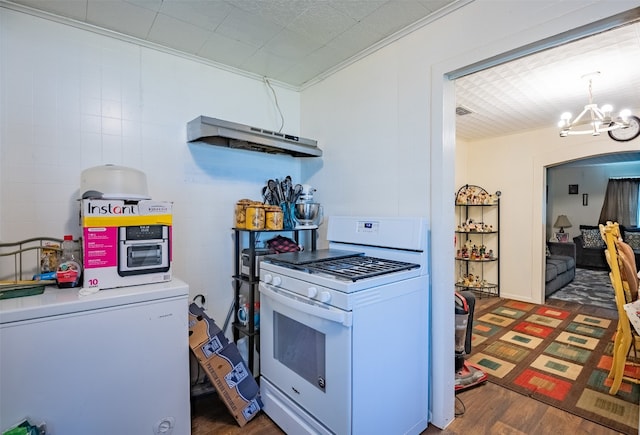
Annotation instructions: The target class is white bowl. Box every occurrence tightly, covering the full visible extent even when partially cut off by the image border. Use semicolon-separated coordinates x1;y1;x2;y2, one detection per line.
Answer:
81;164;149;199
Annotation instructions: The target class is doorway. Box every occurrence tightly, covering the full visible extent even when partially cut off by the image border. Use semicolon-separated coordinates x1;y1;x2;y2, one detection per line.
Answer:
544;154;640;309
451;14;640;305
431;6;640;430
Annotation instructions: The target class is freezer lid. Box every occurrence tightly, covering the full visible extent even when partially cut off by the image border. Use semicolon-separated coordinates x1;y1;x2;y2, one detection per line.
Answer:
0;278;189;324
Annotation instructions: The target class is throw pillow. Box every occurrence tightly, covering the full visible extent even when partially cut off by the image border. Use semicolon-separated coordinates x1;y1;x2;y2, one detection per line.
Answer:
616;239;639;302
545;245;551;257
581;228;605;249
623;230;640;251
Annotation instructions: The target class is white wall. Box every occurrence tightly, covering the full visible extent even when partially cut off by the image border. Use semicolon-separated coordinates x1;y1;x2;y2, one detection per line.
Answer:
547;161;640;239
300;0;640;428
0;8;307;325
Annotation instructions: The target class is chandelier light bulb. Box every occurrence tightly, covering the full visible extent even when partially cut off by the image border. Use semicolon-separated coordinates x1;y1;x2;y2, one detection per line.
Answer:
620;109;631;120
600;104;613;114
560;112;572;120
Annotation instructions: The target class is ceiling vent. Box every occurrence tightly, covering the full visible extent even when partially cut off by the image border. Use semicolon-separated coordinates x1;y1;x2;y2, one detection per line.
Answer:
456;106;474;116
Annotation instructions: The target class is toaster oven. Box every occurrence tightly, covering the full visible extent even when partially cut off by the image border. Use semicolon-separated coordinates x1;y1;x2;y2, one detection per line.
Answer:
241;248;274;277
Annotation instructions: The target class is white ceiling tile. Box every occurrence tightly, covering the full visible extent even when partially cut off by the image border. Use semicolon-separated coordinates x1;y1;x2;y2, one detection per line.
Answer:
13;0;87;21
124;0;163;12
418;0;456;13
359;1;429;37
262;28;324;61
86;0;156;39
229;0;313;27
147;13;211;53
198;32;258;68
326;21;385;54
159;0;233;31
286;2;356;45
215;7;283;48
240;49;296;79
278;44;352;85
327;0;386;21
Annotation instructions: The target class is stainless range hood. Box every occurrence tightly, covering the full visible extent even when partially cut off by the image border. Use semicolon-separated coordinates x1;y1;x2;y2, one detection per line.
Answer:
187;116;322;157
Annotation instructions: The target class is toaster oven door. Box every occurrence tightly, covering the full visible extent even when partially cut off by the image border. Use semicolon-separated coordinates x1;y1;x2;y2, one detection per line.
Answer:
118;225;170;276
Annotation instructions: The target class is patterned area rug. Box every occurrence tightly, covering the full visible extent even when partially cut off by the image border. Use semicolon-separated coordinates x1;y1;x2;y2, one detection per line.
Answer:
548;268;615;311
470;299;639;434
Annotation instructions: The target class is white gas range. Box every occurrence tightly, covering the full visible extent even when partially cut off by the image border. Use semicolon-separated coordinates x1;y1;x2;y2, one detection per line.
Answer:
259;216;430;435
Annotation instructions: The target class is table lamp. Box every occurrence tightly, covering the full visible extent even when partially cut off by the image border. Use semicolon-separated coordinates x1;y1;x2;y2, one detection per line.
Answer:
553;215;572;233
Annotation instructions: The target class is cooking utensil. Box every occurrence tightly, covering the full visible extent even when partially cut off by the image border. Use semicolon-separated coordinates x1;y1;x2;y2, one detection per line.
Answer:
267;179;279;203
262;186;273;204
275;179;285;204
282;177;292;202
293;184;303;203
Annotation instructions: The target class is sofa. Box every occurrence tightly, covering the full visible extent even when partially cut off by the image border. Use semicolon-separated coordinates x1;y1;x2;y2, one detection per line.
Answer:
573;225;640;270
545;242;576;297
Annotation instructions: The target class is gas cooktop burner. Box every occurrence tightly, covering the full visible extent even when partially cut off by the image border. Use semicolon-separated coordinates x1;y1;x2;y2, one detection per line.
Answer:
301;256;419;281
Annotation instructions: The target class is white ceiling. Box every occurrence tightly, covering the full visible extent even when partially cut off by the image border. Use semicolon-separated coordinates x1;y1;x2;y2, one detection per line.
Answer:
5;0;460;87
455;20;640;142
3;0;640;153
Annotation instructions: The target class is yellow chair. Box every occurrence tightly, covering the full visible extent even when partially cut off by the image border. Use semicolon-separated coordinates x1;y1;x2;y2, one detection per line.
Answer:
600;222;640;395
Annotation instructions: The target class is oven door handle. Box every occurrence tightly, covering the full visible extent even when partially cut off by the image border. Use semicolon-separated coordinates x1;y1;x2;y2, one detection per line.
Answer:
259;283;352;327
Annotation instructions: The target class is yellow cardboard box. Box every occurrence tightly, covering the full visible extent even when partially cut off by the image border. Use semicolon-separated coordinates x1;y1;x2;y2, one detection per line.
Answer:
188;303;262;426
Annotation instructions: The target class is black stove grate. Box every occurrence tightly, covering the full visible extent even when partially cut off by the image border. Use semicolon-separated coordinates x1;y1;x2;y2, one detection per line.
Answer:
302;256;419;281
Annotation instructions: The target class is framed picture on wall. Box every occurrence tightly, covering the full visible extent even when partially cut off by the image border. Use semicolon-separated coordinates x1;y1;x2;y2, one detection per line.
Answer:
556;233;570;243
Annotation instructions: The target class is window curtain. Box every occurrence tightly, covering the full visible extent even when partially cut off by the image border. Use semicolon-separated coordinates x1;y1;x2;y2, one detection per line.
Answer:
598;178;640;227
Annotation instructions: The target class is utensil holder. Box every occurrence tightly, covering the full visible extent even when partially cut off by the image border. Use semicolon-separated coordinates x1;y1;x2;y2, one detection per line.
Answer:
281;202;295;230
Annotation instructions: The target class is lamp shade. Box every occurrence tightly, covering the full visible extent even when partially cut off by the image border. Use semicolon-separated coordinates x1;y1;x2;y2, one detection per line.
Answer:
553;215;572;230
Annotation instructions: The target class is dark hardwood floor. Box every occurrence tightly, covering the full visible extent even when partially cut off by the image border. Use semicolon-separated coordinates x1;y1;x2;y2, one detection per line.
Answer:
191;392;285;435
191;296;623;434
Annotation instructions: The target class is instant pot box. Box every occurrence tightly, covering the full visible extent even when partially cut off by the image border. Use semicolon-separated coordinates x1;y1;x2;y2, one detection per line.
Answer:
80;199;173;291
188;303;262;427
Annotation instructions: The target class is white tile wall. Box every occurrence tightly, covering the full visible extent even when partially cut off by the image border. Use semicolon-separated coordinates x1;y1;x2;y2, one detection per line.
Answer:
0;8;304;324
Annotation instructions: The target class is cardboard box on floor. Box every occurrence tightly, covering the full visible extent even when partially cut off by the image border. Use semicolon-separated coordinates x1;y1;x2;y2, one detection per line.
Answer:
188;303;262;426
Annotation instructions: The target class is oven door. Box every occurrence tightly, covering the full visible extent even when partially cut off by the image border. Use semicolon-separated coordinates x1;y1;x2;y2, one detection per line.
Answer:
259;282;352;434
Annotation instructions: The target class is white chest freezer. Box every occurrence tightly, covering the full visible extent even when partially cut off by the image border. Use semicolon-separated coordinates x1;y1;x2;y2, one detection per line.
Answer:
0;278;191;435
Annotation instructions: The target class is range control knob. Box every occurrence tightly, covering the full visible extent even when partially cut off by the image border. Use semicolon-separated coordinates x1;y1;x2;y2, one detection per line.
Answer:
263;274;273;284
318;291;331;303
307;287;318;298
272;276;282;286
